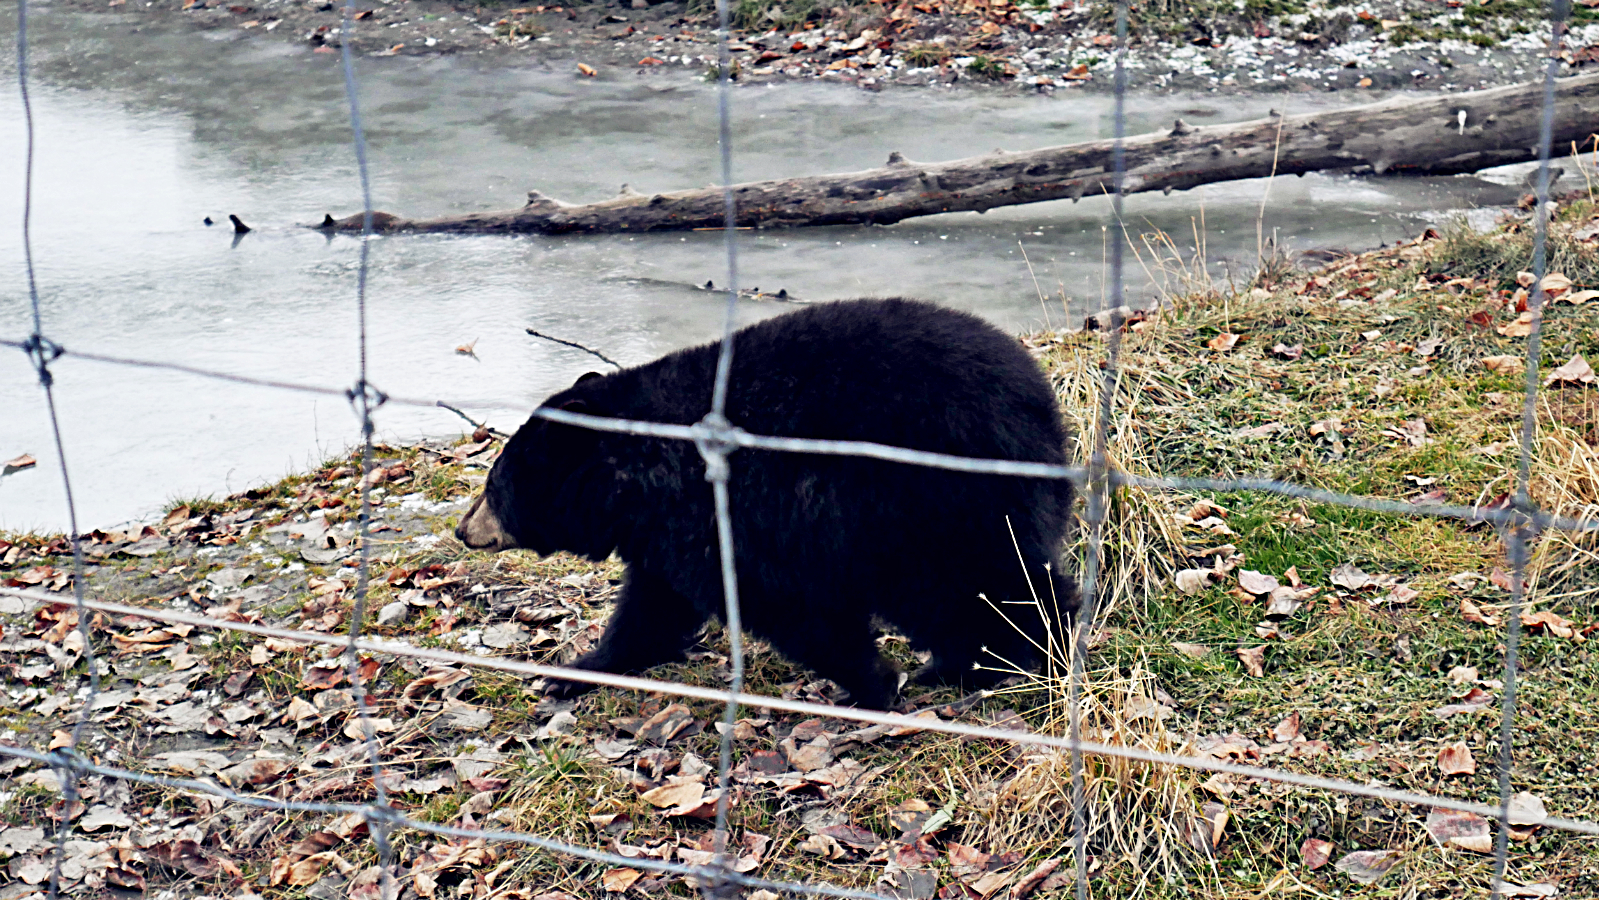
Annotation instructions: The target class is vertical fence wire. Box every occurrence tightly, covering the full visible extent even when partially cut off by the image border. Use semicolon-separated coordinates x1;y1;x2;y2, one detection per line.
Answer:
1067;3;1130;896
9;0;1595;895
1491;0;1568;893
706;0;747;882
14;3;105;898
337;0;398;882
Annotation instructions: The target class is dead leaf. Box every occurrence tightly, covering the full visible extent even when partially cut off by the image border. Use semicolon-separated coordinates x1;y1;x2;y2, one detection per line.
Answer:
1010;858;1062;899
1235;645;1266;677
1544;354;1595;387
798;833;845;859
1424;808;1493;853
1301;838;1333;869
1171;641;1209;658
1433;686;1494;718
1330;562;1373;590
1237;570;1280;595
639;778;704;811
1461;598;1501;627
818;824;882;852
1206;332;1241;352
1482;354;1525;374
1559;288;1599;304
601;868;640;892
1498;311;1535;337
634;703;696;745
1271;712;1301;742
1539;272;1572;295
1334;849;1399;884
1437;742;1476;776
577;62;598;76
1382;417;1430;447
2;454;36;474
1509;792;1548;826
1174;569;1213;594
1234;422;1284;439
1269;342;1304;360
454;339;479;357
1521;609;1580;639
1502;884;1559;898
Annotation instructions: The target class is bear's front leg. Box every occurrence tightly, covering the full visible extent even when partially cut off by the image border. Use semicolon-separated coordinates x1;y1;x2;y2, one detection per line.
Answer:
543;568;708;699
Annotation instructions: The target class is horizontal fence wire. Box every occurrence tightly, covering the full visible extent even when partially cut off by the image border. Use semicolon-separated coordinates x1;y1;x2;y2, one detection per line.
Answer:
9;0;1590;891
5;584;1597;839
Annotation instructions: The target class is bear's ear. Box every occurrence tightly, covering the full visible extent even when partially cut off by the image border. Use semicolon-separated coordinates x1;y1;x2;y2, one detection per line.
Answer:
573;372;604;387
556;398;590;413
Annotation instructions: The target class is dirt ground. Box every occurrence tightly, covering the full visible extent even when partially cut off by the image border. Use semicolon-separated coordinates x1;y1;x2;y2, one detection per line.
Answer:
49;0;1599;93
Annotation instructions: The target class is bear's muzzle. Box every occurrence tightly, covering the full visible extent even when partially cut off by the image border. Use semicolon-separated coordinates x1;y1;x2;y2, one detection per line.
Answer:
456;493;521;551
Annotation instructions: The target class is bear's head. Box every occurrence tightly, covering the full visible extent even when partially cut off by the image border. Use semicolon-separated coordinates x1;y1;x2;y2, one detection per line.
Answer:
456;372;616;558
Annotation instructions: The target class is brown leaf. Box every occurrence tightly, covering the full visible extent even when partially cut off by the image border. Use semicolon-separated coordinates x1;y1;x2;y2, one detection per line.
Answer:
1333;849;1399;884
1234;422;1284;439
1539;272;1572;295
1235;645;1266;677
1559;288;1599;304
1269;342;1304;360
947;842;991;878
1301;837;1334;869
577;62;598;76
1171;641;1209;658
1520;609;1579;639
1237;570;1280;595
639;778;704;810
1497;311;1535;337
1206;332;1241;352
1010;858;1062;899
1460;597;1501;627
1509;791;1548;826
601;868;640;892
1543;353;1596;387
1271;712;1301;742
1424;808;1493;853
1381;417;1430;447
1481;354;1525;374
1490;567;1516;591
819;824;882;852
1433;686;1494;718
888;798;933;838
1329;562;1373;590
635;703;696;745
1174;569;1214;594
1437;741;1476;776
2;454;36;472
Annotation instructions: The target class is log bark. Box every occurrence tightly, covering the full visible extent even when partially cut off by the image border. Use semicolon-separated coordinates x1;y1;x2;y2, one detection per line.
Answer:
325;74;1599;236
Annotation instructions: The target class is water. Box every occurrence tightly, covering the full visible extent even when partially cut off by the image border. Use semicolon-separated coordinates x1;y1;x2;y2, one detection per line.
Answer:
1;5;1529;531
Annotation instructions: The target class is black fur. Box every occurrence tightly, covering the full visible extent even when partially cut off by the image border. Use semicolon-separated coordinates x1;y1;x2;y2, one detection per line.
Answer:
474;298;1077;709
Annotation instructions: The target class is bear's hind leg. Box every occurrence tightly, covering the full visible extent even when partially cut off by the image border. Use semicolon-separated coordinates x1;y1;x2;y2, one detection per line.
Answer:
544;568;707;699
760;610;900;710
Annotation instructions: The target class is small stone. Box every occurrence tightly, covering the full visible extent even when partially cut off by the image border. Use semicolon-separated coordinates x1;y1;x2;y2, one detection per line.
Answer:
377;601;408;626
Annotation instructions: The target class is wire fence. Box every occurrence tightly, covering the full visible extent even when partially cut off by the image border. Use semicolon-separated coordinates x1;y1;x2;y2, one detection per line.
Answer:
6;0;1594;894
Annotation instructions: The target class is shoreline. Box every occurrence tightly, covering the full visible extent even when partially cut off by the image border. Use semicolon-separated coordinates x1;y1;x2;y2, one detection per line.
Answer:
37;0;1599;94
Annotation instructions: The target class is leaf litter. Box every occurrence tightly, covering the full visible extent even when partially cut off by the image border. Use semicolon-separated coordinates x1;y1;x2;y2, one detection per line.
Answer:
5;212;1599;896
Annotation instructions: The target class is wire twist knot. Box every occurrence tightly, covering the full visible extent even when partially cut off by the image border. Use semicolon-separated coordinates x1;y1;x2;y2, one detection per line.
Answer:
693;412;743;483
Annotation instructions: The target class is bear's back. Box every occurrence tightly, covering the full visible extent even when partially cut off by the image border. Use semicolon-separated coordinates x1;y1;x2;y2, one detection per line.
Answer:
591;298;1066;466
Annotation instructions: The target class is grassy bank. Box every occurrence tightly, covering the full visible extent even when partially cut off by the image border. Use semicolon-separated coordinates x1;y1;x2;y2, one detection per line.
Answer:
1;210;1596;898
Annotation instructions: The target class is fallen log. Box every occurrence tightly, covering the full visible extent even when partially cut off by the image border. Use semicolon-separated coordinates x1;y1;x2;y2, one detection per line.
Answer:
324;73;1599;236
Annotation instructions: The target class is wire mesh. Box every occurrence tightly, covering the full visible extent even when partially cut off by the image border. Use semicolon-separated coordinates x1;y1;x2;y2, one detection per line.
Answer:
5;0;1593;894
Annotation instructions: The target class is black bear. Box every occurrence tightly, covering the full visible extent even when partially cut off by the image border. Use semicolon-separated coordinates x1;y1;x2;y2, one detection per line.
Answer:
456;298;1077;710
